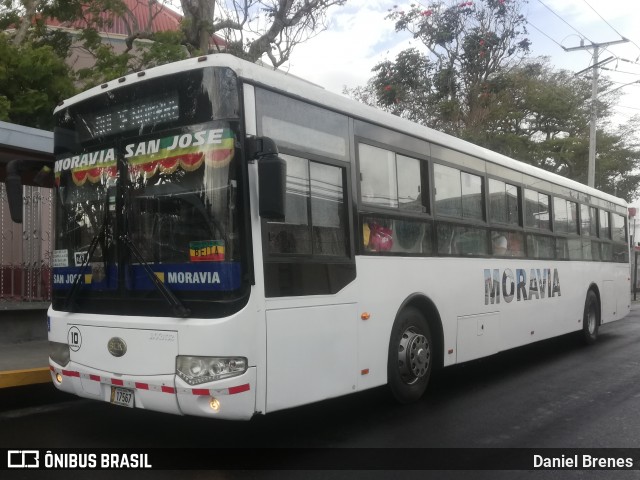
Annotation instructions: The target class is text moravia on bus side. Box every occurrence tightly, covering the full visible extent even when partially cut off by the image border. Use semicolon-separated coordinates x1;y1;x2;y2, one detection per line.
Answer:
484;268;561;305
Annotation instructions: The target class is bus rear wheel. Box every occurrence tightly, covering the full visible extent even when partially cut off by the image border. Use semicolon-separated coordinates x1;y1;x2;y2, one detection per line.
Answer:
388;307;432;403
581;290;600;345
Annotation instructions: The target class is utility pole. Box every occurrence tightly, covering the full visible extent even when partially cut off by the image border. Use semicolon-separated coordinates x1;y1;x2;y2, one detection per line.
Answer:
564;38;629;188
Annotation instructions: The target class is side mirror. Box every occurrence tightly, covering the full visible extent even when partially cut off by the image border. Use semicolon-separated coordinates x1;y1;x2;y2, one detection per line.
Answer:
258;154;286;221
54;127;78;156
5;160;24;223
247;137;287;221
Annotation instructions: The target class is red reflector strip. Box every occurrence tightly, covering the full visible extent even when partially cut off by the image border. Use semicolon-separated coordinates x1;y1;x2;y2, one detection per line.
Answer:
228;384;250;395
49;365;251;397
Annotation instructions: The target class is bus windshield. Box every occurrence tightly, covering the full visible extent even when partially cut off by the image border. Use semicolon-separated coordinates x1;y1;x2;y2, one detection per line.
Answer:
51;67;249;318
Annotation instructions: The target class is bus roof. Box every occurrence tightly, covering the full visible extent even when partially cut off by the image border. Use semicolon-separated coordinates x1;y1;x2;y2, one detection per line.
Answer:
56;54;626;209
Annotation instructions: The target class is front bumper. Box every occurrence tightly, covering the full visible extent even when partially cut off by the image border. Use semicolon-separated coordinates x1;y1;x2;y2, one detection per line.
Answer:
49;361;257;420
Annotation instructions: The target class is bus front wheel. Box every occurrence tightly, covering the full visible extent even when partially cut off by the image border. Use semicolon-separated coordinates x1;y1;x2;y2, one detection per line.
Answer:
387;307;432;403
581;290;600;345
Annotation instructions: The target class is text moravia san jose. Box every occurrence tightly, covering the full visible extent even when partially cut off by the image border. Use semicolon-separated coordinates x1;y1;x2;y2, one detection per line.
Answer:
54;128;233;175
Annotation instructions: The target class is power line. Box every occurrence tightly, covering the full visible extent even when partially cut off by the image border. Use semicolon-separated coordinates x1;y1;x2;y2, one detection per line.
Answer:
605;80;640;95
581;0;625;39
601;67;640;76
536;0;593;44
527;20;565;50
581;0;640;58
610;79;640;85
563;38;630;188
619;57;640;67
614;105;640;112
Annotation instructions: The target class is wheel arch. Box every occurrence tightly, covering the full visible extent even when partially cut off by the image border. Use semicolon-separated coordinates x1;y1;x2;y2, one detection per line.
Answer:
588;283;602;325
396;293;445;370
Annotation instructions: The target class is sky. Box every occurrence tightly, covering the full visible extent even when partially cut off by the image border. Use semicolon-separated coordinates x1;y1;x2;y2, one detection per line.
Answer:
279;0;640;223
282;0;640;127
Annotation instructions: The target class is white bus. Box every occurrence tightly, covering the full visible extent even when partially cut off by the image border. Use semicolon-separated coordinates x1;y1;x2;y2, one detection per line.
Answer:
14;54;630;419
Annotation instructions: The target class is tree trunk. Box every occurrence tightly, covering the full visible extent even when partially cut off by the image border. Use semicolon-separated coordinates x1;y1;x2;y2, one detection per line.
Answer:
13;0;37;46
181;0;214;53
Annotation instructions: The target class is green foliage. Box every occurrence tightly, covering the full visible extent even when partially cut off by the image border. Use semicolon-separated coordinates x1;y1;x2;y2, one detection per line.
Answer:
0;96;10;121
75;38;133;88
0;34;75;129
350;0;640;200
180;0;347;66
369;49;433;122
137;30;189;70
0;7;20;31
32;29;73;58
464;61;639;200
377;0;530;135
76;28;187;88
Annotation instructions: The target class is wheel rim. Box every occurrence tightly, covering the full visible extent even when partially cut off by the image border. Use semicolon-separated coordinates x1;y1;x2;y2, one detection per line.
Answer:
398;327;430;384
587;302;597;335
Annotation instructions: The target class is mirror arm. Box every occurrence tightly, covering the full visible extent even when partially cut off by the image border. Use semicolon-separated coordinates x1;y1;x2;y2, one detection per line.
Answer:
246;136;279;160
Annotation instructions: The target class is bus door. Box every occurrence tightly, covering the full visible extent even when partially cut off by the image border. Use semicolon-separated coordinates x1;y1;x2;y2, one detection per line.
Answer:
260;153;358;412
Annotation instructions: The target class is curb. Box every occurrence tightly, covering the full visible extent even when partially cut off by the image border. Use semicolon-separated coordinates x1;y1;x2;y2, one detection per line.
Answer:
0;367;51;389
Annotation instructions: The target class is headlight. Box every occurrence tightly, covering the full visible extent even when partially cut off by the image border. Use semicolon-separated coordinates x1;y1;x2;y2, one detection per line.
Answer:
49;341;70;367
176;356;247;385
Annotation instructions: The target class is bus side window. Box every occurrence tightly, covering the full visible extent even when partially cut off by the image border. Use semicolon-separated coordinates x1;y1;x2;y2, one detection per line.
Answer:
310;162;347;257
362;216;433;255
491;231;524;257
524;189;551;231
358;144;424;212
437;223;488;255
489;179;519;226
527;234;555;259
267;155;311;255
434;164;484;221
266;154;348;258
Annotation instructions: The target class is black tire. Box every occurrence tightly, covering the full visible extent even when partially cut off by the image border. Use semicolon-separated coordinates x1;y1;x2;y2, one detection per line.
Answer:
387;307;433;403
581;290;600;345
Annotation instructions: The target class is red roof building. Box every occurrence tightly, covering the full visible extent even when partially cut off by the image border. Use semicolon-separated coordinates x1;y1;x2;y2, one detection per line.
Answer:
45;0;224;72
46;0;184;36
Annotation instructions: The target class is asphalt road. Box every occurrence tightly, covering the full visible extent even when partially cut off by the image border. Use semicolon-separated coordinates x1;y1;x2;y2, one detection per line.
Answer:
2;305;640;479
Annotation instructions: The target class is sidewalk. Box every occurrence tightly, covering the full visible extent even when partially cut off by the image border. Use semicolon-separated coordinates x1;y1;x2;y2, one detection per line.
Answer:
0;305;50;389
0;340;50;388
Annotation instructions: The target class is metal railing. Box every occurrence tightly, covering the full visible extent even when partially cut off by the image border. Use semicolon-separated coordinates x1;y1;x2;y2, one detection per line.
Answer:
0;183;53;306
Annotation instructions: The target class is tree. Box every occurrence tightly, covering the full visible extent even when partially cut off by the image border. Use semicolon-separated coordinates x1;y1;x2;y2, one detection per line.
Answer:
348;0;640;200
458;60;640;201
0;32;75;129
351;0;530;135
2;0;348;90
180;0;347;66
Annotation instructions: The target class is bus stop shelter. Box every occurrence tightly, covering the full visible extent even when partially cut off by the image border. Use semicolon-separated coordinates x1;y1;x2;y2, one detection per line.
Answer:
0;121;54;388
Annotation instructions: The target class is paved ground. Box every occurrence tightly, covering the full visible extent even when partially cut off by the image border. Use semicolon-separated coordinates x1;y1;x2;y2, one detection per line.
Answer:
0;307;49;388
1;305;640;479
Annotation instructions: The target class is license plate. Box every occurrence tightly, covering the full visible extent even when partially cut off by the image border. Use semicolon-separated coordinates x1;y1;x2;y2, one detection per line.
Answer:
110;386;134;408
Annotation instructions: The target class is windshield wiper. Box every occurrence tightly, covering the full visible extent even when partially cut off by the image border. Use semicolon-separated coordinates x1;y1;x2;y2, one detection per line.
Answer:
119;234;191;318
65;190;110;311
